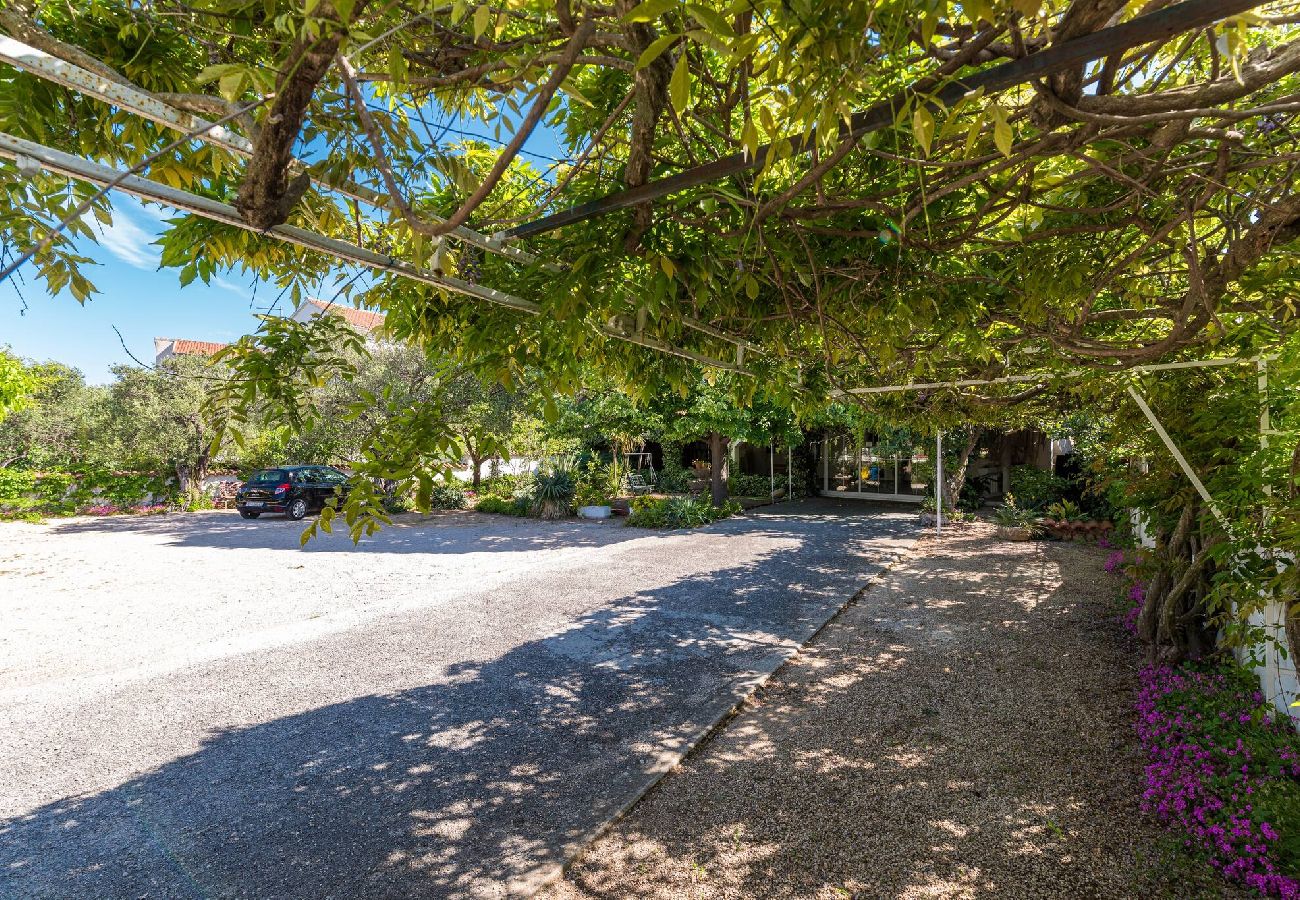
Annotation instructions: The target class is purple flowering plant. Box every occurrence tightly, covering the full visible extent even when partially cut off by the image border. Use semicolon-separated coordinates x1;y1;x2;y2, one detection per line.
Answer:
1137;662;1300;897
1103;547;1146;636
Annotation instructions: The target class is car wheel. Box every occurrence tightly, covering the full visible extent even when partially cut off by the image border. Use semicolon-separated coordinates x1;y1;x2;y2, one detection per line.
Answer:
239;510;260;519
286;498;308;520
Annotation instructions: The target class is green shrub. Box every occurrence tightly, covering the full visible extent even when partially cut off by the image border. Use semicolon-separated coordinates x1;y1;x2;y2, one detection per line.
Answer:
183;493;215;512
574;458;616;507
479;472;526;498
992;494;1038;528
0;468;174;516
727;473;772;497
383;493;416;514
958;471;996;511
654;452;692;493
0;467;36;500
627;495;741;529
476;495;531;516
1008;464;1070;511
428;482;468;510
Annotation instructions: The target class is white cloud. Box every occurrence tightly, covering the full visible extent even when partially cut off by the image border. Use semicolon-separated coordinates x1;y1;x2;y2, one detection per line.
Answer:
212;276;250;298
81;206;159;270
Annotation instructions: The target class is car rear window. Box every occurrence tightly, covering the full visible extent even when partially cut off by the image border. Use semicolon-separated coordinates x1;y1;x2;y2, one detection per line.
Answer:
247;469;289;484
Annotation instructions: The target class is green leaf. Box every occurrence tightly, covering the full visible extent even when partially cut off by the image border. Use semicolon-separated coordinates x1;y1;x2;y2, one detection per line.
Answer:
218;72;244;102
913;105;935;157
991;105;1013;157
670;53;691;113
686;3;732;37
387;48;408;83
637;33;680;70
473;3;491;40
963;113;984;158
741;118;759;158
623;0;678;23
195;63;236;85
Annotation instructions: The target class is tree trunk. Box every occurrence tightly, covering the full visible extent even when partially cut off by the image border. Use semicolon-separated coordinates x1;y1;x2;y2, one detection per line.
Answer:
709;431;730;506
470;454;483;488
942;427;982;510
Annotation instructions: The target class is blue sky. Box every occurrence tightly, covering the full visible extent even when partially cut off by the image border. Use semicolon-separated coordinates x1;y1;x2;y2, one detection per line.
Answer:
1;195;287;384
0;117;570;384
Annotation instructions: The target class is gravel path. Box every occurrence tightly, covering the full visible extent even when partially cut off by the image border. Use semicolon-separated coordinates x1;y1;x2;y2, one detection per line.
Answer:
544;524;1234;900
0;499;916;899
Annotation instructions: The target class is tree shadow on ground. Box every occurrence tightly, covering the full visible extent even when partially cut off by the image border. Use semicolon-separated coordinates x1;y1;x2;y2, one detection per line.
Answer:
1;500;918;899
549;530;1237;900
41;509;662;555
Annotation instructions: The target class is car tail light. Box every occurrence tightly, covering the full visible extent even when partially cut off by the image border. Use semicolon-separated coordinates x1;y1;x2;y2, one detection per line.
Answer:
274;483;290;494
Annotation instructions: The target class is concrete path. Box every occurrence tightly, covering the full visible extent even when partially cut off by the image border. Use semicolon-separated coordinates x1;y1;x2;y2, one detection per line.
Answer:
0;499;916;898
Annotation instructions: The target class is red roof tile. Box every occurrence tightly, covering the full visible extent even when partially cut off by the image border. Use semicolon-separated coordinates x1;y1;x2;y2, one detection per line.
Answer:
307;299;386;332
170;339;228;356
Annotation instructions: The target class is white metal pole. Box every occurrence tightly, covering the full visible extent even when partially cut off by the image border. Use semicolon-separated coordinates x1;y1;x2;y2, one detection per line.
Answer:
770;444;775;502
1260;356;1272;507
1125;385;1230;531
936;432;944;535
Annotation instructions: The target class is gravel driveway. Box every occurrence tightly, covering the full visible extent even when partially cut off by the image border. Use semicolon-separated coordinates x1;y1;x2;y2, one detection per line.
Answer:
545;526;1235;900
0;499;917;898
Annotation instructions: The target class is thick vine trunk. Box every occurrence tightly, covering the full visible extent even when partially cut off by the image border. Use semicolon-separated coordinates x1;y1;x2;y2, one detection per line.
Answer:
234;1;369;230
942;427;982;511
615;0;672;252
1137;498;1222;664
709;432;730;507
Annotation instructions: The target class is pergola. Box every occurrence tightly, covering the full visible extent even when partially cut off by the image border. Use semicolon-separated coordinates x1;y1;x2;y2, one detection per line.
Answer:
0;0;1273;388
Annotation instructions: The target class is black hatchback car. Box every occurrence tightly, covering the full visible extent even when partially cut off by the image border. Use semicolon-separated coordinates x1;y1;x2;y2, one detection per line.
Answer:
235;466;350;520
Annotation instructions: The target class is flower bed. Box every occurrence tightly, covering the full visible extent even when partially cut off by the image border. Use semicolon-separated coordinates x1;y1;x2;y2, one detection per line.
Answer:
1105;540;1300;896
1136;664;1300;897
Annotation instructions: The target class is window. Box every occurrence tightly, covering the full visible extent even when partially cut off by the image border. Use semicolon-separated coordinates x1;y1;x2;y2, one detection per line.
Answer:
247;469;288;484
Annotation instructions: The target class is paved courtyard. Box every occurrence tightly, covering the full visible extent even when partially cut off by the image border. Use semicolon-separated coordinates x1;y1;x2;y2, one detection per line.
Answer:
0;499;917;898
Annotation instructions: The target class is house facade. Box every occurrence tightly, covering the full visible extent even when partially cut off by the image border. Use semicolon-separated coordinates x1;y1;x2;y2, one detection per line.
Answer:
152;337;228;365
289;298;386;335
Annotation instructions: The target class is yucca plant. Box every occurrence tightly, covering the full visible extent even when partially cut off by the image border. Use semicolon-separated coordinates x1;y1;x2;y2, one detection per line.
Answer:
531;460;576;520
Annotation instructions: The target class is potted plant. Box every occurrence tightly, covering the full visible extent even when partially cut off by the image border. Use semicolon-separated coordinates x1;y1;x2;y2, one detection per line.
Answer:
575;458;615;519
993;494;1036;541
1044;500;1086;540
576;482;612;519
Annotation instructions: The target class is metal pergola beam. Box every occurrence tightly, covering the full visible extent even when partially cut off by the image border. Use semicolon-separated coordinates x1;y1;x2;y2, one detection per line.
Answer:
503;0;1263;239
0;131;750;373
0;35;761;356
0;36;543;269
1125;384;1231;531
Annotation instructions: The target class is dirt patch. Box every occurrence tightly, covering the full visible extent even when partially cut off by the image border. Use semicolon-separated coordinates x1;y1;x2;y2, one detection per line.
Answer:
544;525;1239;900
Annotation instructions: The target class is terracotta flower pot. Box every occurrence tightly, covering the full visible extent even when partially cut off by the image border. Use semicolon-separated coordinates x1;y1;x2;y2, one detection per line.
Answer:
995;525;1032;542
